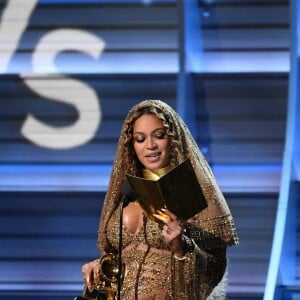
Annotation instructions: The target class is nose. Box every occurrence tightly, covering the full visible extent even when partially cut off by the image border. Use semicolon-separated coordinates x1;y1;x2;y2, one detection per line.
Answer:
146;137;157;149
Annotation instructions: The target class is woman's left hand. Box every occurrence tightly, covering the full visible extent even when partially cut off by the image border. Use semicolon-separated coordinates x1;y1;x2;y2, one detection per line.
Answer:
153;208;185;257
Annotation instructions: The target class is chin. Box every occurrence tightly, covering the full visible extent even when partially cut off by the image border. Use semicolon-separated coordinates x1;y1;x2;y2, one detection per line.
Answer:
145;162;164;171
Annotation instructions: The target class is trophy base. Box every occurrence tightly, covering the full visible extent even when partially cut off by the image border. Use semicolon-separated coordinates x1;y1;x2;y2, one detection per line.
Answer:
74;298;108;300
74;288;114;300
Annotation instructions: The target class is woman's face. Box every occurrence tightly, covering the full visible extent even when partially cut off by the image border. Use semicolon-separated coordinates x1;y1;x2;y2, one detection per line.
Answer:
132;114;170;171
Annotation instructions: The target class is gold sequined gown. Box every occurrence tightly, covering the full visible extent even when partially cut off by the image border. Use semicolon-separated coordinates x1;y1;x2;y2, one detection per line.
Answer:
107;206;172;299
97;100;239;300
106;202;230;300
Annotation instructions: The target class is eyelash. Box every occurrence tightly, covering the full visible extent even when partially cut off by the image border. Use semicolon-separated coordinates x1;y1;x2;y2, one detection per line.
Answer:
134;139;144;143
156;133;166;139
134;132;166;143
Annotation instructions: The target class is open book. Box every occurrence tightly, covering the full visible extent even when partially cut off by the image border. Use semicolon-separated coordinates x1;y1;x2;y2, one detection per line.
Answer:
126;159;207;221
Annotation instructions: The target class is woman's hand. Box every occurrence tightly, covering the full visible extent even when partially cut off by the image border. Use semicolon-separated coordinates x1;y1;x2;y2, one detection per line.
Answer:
153;208;185;258
81;259;101;291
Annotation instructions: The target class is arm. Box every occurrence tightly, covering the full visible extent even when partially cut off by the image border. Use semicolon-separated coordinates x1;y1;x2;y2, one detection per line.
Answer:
154;209;228;298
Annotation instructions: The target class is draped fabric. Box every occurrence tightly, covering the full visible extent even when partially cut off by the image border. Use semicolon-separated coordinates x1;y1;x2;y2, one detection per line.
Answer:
97;100;239;299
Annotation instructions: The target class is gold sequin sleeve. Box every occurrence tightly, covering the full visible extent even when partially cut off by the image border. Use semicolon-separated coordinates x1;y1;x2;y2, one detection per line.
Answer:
170;218;228;299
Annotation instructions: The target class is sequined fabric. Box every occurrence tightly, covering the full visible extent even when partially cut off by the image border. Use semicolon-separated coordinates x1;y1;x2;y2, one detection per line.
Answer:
107;206;172;299
97;100;239;299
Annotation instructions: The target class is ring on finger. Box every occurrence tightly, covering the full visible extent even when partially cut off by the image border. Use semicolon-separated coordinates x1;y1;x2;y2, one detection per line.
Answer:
166;227;173;234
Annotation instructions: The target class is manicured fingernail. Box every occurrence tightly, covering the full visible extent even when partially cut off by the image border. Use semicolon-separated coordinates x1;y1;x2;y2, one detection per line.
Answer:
153;213;161;219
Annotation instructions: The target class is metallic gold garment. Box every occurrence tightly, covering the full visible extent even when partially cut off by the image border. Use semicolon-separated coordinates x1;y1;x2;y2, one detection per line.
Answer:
142;165;173;180
97;100;239;299
107;206;172;299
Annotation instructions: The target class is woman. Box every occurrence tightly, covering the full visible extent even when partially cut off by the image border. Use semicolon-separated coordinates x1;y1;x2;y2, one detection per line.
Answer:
82;100;239;299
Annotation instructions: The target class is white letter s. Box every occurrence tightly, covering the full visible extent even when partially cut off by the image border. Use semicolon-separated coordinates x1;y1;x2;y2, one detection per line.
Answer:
21;29;105;149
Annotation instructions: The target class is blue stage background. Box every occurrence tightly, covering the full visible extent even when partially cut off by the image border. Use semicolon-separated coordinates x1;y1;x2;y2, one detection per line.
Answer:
0;1;298;299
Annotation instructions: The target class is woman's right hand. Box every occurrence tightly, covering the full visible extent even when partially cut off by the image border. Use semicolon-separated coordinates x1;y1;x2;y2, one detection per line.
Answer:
81;259;101;291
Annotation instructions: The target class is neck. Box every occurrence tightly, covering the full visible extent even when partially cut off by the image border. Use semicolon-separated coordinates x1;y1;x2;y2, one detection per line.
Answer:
143;165;173;180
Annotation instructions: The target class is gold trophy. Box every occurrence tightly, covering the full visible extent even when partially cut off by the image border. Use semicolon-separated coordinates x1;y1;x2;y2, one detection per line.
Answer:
74;254;122;300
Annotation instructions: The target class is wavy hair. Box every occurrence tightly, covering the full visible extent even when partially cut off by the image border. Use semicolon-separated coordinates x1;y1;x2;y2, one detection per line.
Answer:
122;105;183;176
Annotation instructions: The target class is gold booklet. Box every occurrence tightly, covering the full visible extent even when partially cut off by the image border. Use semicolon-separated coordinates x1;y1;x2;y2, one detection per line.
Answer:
126;159;207;221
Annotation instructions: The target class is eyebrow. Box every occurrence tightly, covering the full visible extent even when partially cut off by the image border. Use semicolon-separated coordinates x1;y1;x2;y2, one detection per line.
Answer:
133;127;165;135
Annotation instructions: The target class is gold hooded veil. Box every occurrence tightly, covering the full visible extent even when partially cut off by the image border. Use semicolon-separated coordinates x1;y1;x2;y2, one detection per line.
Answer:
97;100;238;299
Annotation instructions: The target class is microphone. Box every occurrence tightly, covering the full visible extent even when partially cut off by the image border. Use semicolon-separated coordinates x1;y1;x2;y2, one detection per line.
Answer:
120;179;136;207
117;179;136;300
74;180;137;300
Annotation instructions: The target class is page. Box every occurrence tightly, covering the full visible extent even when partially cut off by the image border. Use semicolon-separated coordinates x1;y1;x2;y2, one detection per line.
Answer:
126;159;207;221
